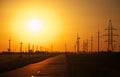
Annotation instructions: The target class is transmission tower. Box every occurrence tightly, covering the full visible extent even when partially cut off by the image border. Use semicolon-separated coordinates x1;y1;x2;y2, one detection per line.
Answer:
103;20;118;52
74;44;76;52
65;43;67;52
76;34;80;53
83;41;86;52
20;42;23;57
91;36;93;52
28;43;30;52
83;40;88;52
32;45;34;52
20;42;23;52
98;30;100;52
86;40;88;52
8;38;11;53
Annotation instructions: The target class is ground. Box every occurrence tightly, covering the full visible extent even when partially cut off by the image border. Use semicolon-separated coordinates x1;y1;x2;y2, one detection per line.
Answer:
0;52;120;77
66;52;120;77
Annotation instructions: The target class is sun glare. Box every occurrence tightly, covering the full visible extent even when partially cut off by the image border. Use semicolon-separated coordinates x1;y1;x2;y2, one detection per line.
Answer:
26;19;43;33
10;7;63;45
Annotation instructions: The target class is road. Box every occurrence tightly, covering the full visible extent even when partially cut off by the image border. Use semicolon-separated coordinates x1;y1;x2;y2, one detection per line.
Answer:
0;54;68;77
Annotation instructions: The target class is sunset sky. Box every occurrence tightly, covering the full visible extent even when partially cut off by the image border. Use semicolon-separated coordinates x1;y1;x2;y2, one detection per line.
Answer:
0;0;120;52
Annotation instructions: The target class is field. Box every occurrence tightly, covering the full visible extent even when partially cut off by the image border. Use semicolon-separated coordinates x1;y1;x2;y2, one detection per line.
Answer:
66;52;120;77
1;52;120;77
0;52;58;73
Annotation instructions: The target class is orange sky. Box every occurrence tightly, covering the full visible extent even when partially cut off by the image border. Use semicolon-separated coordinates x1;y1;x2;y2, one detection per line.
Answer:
0;0;120;52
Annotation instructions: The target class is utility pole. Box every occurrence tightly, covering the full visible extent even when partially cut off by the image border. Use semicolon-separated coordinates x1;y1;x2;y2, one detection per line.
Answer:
83;40;88;52
28;43;30;52
103;20;118;52
20;42;23;57
83;41;85;52
20;42;23;52
8;38;11;53
76;34;80;53
74;45;76;52
98;30;100;52
65;43;67;52
91;36;93;52
86;40;88;52
32;45;34;52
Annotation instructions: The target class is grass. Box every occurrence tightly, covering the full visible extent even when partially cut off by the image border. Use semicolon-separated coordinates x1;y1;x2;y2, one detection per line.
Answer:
66;52;120;77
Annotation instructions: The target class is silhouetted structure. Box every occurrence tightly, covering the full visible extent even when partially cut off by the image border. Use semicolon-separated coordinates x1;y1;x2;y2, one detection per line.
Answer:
76;34;80;53
36;45;38;52
65;43;67;52
86;40;88;52
32;45;34;52
74;45;76;52
28;43;32;53
40;46;42;51
8;38;11;53
83;40;88;52
20;42;23;52
103;20;118;52
20;42;23;57
91;36;93;52
83;41;86;52
98;30;100;52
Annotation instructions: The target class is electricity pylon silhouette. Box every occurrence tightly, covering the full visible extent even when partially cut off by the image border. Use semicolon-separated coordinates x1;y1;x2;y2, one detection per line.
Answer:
74;44;76;52
20;42;23;57
28;43;30;52
20;42;23;52
83;40;88;52
8;38;11;53
103;20;118;52
83;41;86;52
86;40;88;52
91;36;93;52
76;34;80;53
32;45;34;52
98;30;100;52
65;43;67;52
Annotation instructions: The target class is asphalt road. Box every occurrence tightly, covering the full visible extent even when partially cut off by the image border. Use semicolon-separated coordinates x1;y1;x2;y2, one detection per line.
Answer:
0;54;68;77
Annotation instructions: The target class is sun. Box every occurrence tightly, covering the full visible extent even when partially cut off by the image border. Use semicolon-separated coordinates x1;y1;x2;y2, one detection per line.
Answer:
10;7;63;45
26;18;43;33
